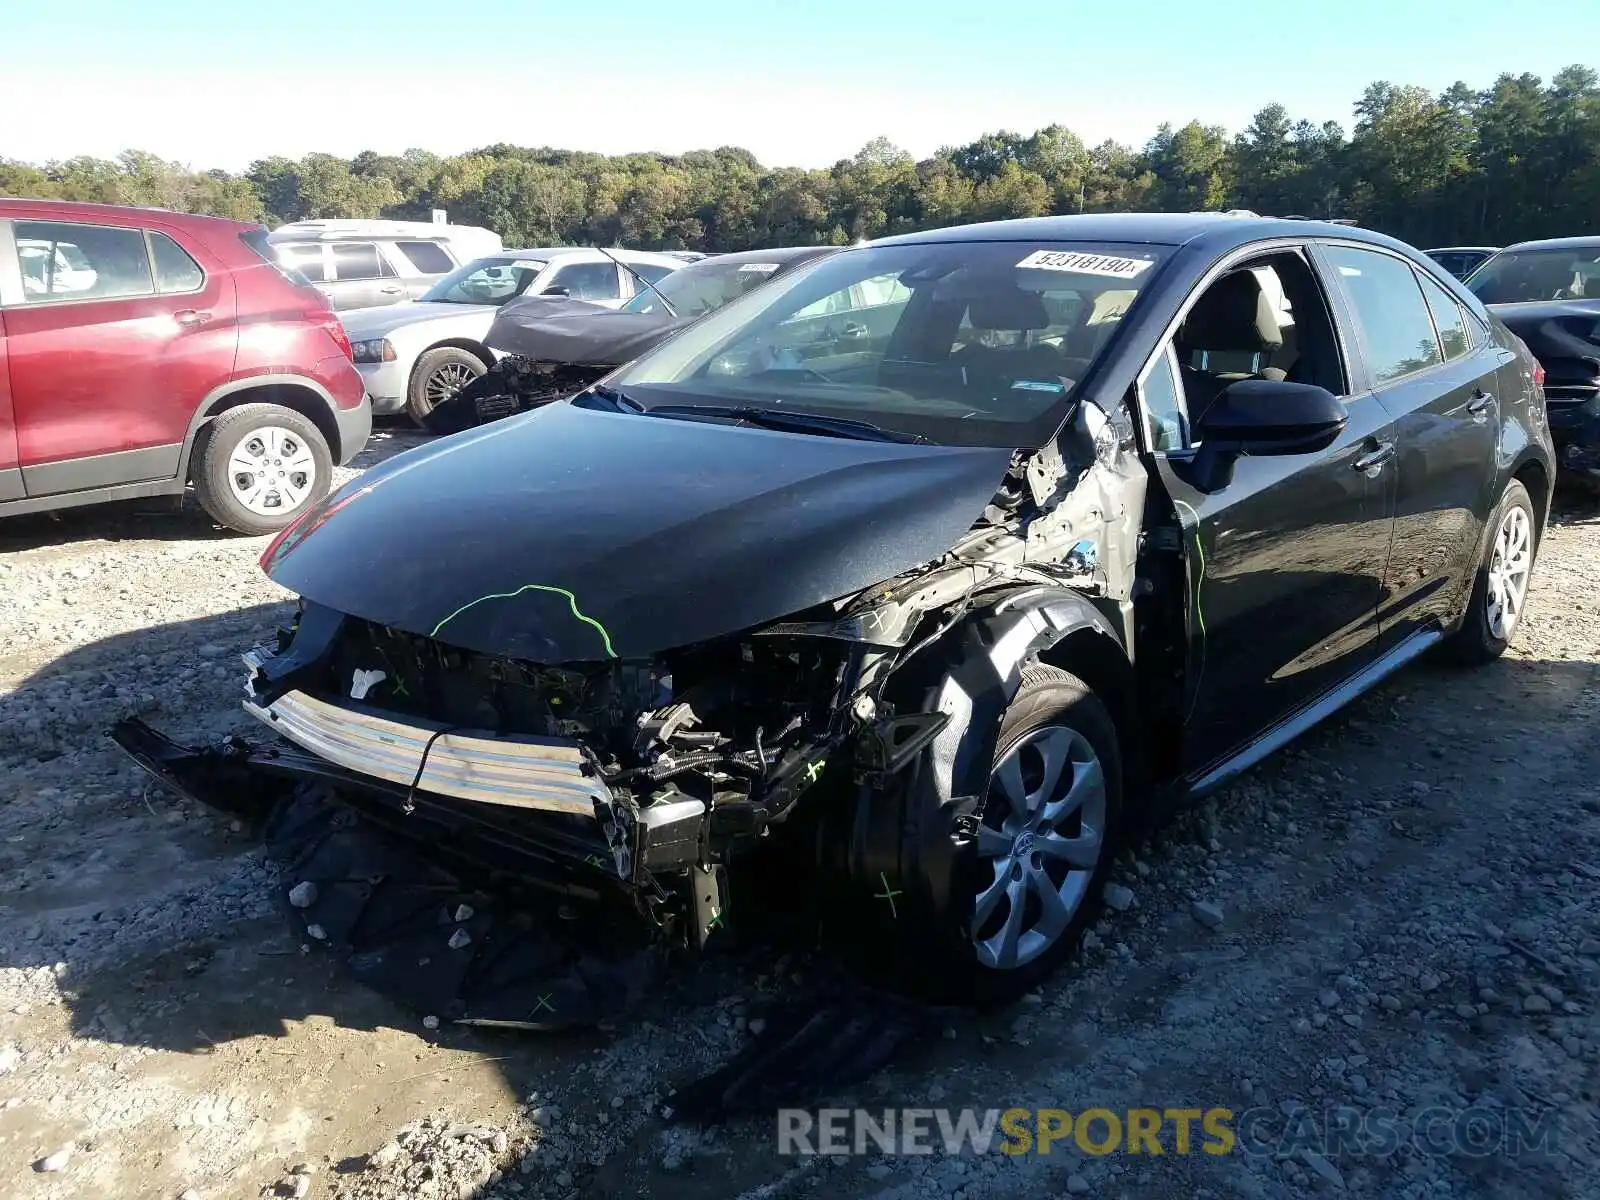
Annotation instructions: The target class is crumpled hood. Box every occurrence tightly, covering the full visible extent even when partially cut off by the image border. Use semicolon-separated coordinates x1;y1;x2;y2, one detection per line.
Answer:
263;401;1015;662
484;296;682;364
340;301;493;338
1490;300;1600;361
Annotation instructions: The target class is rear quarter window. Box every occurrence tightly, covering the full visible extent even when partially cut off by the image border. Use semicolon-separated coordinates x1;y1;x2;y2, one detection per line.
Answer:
395;239;455;274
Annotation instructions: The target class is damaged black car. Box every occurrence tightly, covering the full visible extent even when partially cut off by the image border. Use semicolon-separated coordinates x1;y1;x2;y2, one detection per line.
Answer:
422;246;838;435
118;214;1554;1032
1466;236;1600;484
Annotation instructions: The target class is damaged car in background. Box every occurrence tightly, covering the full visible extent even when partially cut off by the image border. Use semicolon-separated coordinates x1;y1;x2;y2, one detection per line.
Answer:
422;246;838;434
1466;236;1600;485
115;214;1553;1074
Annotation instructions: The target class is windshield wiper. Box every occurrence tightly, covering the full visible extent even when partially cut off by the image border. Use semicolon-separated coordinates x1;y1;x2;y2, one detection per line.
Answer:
643;404;928;444
583;383;645;412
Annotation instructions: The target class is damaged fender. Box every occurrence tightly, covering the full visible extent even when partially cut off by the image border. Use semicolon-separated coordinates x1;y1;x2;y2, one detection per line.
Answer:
841;590;1131;933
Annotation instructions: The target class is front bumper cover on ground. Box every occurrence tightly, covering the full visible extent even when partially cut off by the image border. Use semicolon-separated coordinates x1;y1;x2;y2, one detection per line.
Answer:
109;716;937;1117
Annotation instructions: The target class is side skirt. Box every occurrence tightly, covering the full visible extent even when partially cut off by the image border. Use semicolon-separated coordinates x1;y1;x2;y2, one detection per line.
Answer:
1181;627;1443;801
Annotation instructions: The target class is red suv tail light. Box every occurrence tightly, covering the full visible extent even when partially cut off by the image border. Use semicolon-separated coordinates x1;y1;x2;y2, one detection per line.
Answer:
1533;362;1546;388
324;316;354;360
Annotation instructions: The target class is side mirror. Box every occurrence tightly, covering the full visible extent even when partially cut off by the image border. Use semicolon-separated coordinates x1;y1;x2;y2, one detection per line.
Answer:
541;285;569;297
1182;379;1348;492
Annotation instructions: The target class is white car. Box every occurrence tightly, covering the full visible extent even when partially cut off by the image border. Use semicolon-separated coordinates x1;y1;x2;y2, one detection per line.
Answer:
342;247;685;422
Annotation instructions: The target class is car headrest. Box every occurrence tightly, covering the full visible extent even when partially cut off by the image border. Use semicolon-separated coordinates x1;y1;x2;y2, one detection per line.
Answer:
1180;271;1282;353
964;288;1051;332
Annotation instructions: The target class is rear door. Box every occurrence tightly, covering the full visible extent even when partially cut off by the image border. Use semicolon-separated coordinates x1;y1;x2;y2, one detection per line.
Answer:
2;217;238;495
0;303;19;502
1317;243;1505;647
324;241;407;309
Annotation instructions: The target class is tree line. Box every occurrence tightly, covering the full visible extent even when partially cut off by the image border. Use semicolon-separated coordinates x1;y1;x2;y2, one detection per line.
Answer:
4;67;1598;252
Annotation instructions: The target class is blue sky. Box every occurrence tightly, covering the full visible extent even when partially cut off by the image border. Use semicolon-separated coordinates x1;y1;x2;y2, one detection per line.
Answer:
6;0;1597;170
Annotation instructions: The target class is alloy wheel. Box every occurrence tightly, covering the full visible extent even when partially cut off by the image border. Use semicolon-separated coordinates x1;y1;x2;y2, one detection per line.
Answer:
424;361;478;410
971;724;1107;970
1485;503;1532;641
227;426;317;516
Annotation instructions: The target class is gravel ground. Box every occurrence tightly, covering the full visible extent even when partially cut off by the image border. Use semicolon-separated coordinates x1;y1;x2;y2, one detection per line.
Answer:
2;435;1597;1200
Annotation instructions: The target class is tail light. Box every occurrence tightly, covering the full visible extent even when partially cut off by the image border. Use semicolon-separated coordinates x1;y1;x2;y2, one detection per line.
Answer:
323;315;354;360
1533;362;1546;388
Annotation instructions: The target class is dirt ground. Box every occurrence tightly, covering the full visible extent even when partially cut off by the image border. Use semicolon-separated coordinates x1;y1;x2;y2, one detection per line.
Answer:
1;431;1596;1200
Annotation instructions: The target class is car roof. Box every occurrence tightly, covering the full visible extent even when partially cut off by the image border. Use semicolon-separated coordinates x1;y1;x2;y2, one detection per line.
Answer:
0;196;258;232
1426;246;1499;254
498;246;684;264
687;246;838;271
1494;236;1600;253
869;211;1403;253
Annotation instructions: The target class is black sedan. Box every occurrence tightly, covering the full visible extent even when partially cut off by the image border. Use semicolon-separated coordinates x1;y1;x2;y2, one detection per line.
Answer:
421;246;838;433
1465;236;1600;483
121;213;1552;1020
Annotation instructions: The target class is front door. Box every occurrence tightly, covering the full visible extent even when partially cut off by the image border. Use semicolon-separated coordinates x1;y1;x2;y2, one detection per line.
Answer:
1139;247;1399;774
1317;243;1506;646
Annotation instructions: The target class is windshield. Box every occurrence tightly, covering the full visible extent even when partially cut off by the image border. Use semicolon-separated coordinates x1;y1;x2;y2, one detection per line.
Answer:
607;240;1170;447
622;257;799;318
421;256;549;305
1467;245;1600;304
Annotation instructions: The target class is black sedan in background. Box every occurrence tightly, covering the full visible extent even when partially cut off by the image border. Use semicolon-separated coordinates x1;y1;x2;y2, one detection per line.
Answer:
1467;236;1600;482
1425;245;1500;279
124;213;1553;1019
421;246;837;433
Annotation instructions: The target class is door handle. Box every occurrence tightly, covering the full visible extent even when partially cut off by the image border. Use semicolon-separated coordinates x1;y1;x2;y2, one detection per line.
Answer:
1467;389;1494;415
1352;441;1396;473
379;285;405;295
174;309;211;326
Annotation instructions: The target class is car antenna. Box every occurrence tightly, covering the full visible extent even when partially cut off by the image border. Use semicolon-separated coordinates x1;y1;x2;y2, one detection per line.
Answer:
592;245;678;319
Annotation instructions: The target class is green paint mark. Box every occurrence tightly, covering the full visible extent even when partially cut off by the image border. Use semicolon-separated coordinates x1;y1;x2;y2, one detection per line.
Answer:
430;584;616;658
706;908;725;931
874;872;903;919
532;994;556;1014
804;758;827;784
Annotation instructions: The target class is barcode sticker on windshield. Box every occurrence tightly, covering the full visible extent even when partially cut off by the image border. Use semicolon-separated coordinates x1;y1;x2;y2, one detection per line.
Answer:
1015;250;1153;278
738;262;781;273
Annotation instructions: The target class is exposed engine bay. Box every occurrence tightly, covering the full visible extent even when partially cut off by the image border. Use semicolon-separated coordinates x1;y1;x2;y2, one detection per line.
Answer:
422;358;611;435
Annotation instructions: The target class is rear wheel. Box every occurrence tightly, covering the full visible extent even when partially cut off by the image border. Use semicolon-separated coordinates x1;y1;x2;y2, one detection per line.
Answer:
407;347;488;424
192;403;332;535
1446;478;1537;664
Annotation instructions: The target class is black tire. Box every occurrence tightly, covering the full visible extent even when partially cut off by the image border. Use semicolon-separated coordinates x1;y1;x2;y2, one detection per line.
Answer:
191;403;332;535
841;664;1124;1006
1445;478;1537;665
407;346;488;424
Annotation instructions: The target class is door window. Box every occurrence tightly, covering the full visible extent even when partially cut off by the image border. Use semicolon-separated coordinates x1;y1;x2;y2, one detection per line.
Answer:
395;239;455;274
548;261;621;301
329;242;387;281
150;231;204;293
1323;245;1441;383
15;221;154;302
1171;250;1345;437
1415;270;1472;361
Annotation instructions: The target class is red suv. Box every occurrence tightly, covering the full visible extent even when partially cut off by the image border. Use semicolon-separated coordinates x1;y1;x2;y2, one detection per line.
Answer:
0;199;371;534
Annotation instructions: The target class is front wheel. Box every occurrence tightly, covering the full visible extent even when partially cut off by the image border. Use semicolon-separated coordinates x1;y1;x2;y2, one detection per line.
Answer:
407;347;488;424
192;403;333;535
1446;478;1537;664
841;664;1123;1006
